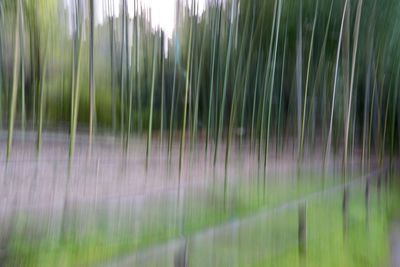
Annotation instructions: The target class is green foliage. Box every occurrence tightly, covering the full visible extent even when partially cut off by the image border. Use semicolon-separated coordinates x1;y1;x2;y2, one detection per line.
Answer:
1;0;400;158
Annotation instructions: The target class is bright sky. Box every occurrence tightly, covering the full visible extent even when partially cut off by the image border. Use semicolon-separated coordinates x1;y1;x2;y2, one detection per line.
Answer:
64;0;207;39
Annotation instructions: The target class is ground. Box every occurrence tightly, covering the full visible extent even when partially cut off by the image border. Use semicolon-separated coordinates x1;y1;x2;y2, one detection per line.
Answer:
0;130;397;266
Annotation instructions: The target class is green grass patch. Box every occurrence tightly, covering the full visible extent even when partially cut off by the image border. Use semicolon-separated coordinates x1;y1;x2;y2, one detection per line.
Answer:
4;173;399;267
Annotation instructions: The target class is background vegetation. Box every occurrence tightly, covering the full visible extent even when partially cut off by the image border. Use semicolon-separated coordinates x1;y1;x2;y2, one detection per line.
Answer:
0;0;399;165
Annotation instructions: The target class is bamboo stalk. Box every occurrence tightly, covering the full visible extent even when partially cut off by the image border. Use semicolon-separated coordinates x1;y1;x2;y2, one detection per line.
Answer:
250;44;262;154
205;2;221;160
258;0;278;165
325;0;349;166
37;52;48;155
192;27;206;154
20;1;26;135
89;0;95;152
264;0;282;173
7;0;21;160
239;4;256;149
160;31;165;152
299;0;319;162
146;35;158;170
344;0;363;174
213;0;237;166
168;1;181;160
69;23;84;165
276;27;287;155
179;3;194;176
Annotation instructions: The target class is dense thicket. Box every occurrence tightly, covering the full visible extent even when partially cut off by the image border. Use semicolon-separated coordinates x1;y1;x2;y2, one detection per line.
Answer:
0;0;399;162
